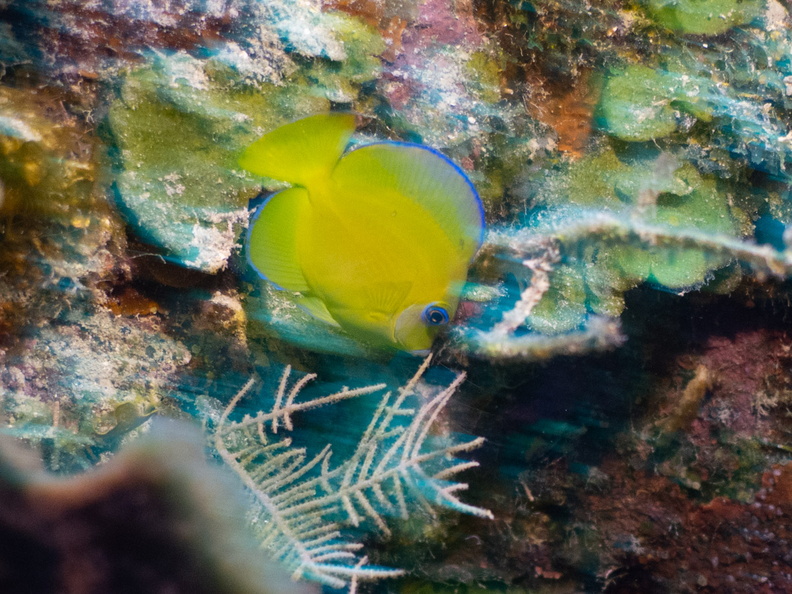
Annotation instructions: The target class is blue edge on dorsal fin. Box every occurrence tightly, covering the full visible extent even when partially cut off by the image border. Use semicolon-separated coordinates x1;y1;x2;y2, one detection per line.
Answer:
343;139;487;254
245;139;487;291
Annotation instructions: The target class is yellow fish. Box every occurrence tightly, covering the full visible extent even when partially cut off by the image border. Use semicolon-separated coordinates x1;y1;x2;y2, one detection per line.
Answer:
240;113;484;353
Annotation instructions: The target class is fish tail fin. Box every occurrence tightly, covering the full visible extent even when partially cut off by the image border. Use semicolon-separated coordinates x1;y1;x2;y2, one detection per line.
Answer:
239;113;356;188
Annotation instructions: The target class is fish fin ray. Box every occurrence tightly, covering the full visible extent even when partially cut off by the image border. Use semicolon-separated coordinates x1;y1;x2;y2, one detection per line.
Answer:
297;296;340;327
239;113;356;188
246;187;310;292
333;142;485;256
364;281;413;315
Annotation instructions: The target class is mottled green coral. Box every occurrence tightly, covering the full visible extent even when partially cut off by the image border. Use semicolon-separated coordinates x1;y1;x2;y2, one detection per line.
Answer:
107;51;325;272
597;64;716;142
107;9;384;273
644;0;765;35
504;147;744;334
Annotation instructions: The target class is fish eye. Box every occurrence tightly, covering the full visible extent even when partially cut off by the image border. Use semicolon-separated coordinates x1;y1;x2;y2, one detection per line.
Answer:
422;304;450;326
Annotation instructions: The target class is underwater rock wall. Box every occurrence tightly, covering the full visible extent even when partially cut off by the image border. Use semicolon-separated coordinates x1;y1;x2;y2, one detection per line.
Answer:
2;0;792;592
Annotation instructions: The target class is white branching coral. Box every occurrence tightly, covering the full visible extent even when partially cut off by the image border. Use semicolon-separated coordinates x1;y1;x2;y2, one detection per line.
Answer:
213;355;492;589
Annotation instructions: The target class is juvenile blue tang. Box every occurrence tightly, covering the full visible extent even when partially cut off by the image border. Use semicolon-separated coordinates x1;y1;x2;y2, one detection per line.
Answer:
239;113;484;353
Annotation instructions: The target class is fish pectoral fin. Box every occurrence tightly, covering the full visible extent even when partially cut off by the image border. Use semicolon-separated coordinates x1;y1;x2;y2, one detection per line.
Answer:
246;187;310;292
296;296;340;327
239;113;357;188
364;281;413;316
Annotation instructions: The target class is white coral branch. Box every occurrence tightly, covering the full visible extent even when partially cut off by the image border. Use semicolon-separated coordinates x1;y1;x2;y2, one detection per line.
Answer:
212;356;491;589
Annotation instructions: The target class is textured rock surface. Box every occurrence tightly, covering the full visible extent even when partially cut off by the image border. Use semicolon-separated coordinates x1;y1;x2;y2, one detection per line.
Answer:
2;0;792;591
0;420;311;594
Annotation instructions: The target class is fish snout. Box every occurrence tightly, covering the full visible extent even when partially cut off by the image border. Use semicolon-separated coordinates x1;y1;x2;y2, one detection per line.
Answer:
393;304;438;353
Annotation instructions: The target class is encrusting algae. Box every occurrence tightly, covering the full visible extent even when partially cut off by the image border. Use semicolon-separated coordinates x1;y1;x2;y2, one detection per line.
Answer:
3;0;792;592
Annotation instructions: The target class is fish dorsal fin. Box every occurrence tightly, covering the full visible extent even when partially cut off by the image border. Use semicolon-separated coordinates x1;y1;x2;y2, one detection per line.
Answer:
296;295;340;327
332;142;485;257
246;187;310;292
364;281;413;315
239;113;356;188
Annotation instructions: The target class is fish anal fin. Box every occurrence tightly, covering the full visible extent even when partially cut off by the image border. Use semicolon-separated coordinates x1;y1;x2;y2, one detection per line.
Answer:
297;296;340;327
246;187;310;292
239;113;356;188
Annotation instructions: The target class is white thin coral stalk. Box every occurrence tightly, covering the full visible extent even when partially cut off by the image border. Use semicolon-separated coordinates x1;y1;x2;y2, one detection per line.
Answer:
217;367;386;436
487;239;560;341
505;212;792;279
212;356;492;589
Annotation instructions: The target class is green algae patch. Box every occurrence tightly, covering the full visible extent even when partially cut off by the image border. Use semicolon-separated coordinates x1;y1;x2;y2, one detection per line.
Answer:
577;151;739;268
597;42;792;180
107;12;385;273
644;0;765;35
527;263;589;334
608;161;738;288
464;51;506;105
522;147;743;332
107;51;330;273
596;65;678;142
597;64;717;141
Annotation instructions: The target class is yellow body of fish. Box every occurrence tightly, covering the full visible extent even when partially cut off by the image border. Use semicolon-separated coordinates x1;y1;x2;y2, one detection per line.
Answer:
240;113;484;353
